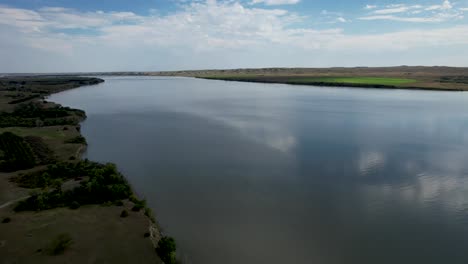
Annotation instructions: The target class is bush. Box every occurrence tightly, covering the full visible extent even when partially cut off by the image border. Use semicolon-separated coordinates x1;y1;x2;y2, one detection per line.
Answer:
144;207;156;223
132;199;146;212
0;132;36;172
69;201;80;209
2;217;11;223
46;233;73;255
64;136;87;145
14;161;133;212
13;161;132;211
144;232;150;238
120;210;129;218
156;236;177;264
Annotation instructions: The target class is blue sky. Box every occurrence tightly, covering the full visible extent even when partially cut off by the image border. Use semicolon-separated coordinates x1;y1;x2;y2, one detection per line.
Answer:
0;0;468;72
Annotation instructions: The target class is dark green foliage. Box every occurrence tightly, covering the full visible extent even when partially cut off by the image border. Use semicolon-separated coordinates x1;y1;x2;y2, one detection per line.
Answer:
12;160;98;188
45;233;72;255
144;232;150;238
0;102;85;128
65;136;87;145
439;76;468;84
2;217;11;223
8;94;41;104
120;210;129;218
156;236;177;264
14;102;73;119
0;77;104;94
69;201;80;209
132;199;146;212
14;161;133;211
24;136;56;164
144;207;156;223
0;132;36;172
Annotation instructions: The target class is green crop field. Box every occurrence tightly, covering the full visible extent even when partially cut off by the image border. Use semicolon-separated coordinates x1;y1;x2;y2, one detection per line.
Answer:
289;77;417;86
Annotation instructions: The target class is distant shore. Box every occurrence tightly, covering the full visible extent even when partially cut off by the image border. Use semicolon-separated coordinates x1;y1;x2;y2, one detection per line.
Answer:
196;75;464;91
29;66;464;91
157;66;468;91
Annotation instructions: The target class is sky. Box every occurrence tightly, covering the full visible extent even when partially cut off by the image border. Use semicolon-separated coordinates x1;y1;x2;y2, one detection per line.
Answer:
0;0;468;72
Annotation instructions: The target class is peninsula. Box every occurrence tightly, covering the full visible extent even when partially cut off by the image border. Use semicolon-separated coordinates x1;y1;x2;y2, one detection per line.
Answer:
0;76;175;263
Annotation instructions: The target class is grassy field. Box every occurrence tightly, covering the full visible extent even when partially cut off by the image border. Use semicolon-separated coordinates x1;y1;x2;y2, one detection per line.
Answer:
144;66;468;91
0;126;83;161
288;77;417;86
0;204;161;264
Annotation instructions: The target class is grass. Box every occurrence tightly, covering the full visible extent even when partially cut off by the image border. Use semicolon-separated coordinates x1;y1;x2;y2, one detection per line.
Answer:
0;127;68;140
202;75;422;89
289;77;417;86
0;126;83;162
0;205;161;263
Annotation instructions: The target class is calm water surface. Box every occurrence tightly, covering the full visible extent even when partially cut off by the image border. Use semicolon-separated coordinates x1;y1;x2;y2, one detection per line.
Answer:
50;77;468;264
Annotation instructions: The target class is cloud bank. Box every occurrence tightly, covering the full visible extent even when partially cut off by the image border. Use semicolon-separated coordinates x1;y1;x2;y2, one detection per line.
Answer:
0;0;467;72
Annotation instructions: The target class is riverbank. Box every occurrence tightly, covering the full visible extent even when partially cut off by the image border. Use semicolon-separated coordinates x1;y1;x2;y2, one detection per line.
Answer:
144;66;468;91
0;77;165;263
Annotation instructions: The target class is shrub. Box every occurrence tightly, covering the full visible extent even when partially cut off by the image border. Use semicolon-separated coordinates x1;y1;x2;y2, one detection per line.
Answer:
120;210;129;218
114;200;124;206
144;232;150;238
64;136;87;145
14;161;133;212
2;217;11;223
156;236;177;264
69;201;80;209
45;233;73;255
0;132;36;172
144;207;156;223
132;199;146;212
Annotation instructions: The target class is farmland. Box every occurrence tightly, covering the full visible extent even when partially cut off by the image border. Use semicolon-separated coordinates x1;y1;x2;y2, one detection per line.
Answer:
144;66;468;91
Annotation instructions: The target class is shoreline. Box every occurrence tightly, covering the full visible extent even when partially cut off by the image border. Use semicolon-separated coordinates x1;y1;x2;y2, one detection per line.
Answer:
196;76;465;91
0;77;167;263
43;78;165;252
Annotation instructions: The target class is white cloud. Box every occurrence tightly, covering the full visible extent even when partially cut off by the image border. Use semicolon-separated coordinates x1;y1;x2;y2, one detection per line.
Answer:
337;17;347;23
372;4;423;14
0;1;467;72
365;5;377;10
360;1;463;23
359;13;463;23
426;0;452;11
251;0;300;5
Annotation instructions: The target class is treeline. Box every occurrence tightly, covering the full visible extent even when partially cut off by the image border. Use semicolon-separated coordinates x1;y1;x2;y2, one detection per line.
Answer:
0;102;85;128
14;161;133;211
0;132;36;171
0;132;56;172
0;77;104;94
8;94;41;104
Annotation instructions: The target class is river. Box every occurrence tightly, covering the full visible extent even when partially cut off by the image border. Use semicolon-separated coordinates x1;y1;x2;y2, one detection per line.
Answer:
49;76;468;264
